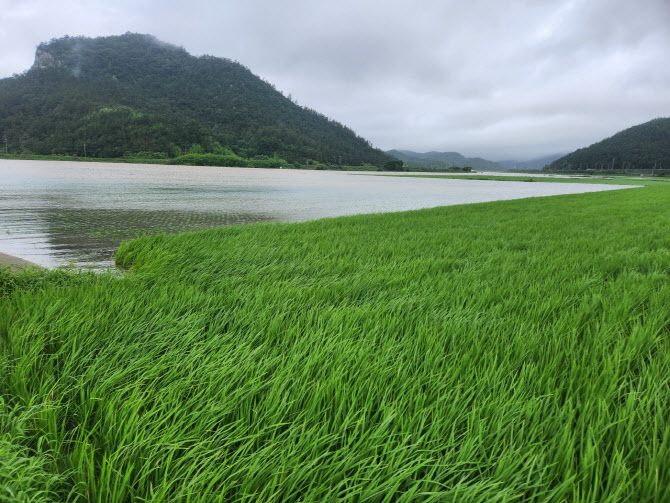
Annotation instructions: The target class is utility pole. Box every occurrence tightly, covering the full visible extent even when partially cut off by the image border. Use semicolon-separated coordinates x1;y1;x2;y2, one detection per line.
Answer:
83;142;87;158
3;135;7;155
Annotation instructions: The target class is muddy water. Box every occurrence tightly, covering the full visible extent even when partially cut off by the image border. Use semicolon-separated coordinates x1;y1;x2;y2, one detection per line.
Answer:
0;160;636;268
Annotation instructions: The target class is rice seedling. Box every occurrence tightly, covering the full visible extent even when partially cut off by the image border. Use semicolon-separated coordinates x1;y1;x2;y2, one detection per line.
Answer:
1;185;669;501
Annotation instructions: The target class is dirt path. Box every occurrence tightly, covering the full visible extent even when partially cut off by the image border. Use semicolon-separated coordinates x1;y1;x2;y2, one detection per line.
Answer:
0;252;43;270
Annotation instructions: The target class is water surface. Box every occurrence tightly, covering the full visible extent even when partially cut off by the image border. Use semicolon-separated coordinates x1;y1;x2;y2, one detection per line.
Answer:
0;160;636;268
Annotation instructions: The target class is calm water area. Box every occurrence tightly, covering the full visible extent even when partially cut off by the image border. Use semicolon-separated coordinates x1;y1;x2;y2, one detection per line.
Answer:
0;160;636;268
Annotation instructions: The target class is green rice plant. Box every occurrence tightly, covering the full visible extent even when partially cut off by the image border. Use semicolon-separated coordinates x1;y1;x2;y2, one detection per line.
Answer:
0;399;65;502
2;185;670;501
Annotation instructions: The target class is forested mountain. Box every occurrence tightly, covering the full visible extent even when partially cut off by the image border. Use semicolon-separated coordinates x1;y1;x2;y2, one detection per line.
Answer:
387;150;505;171
545;118;670;171
0;33;391;166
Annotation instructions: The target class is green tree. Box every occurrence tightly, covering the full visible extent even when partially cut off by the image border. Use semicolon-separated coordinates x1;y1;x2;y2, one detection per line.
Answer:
383;159;404;171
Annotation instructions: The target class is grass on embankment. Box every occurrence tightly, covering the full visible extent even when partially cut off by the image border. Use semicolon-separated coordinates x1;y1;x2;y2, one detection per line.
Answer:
367;173;670;186
2;186;670;501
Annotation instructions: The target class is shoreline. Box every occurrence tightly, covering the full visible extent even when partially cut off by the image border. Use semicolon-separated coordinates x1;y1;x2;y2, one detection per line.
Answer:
0;252;43;270
0;155;459;174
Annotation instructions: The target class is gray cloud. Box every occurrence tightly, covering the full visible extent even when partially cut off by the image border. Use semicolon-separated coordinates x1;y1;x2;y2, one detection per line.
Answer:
1;0;668;160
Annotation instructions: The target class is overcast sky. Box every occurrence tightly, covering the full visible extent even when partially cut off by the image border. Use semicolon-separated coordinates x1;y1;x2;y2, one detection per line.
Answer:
1;0;668;160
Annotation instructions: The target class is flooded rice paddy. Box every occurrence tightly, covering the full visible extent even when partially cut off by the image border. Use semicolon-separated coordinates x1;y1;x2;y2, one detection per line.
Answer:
0;160;636;268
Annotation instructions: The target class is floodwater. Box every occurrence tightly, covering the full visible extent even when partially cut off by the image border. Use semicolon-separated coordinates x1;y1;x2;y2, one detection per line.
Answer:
0;160;636;268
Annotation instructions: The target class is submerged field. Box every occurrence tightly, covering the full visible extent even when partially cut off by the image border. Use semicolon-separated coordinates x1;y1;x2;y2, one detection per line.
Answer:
1;183;670;501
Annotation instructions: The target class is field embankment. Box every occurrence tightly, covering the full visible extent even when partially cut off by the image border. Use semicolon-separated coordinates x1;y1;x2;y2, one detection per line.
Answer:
1;186;669;501
371;173;670;186
0;252;41;271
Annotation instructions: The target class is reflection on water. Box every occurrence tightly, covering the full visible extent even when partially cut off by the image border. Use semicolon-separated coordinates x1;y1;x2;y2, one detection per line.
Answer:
0;160;635;268
3;208;274;266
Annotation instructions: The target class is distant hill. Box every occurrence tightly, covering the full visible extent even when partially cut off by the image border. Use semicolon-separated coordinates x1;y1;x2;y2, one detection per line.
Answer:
545;118;670;171
497;153;566;171
0;33;391;166
387;150;506;171
386;150;451;170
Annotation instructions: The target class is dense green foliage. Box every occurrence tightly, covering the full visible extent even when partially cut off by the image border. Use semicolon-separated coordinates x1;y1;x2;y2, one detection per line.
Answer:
387;149;503;171
382;159;404;171
2;183;670;501
0;33;392;166
546;118;670;171
169;153;293;169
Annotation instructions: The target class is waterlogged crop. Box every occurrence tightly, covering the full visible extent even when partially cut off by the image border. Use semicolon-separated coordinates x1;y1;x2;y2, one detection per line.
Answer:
1;185;669;501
